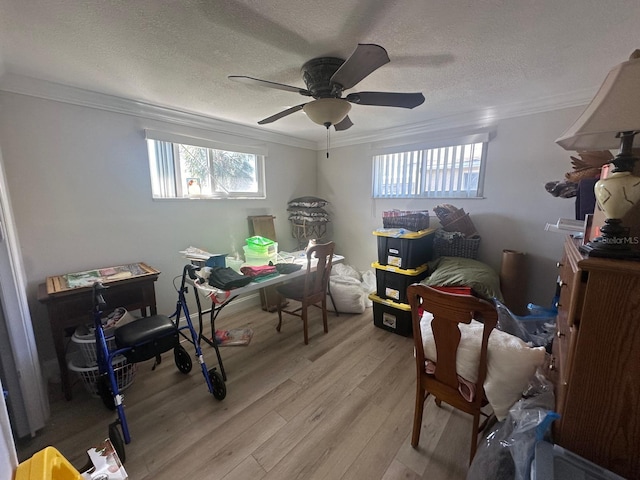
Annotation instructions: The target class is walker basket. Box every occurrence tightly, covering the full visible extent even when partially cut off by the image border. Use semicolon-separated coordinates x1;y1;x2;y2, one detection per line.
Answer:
72;326;116;367
68;354;137;397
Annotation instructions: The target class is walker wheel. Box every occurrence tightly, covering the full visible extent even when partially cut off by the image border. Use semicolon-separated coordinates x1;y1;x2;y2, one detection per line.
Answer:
97;374;116;411
173;345;192;374
208;369;226;400
109;421;126;463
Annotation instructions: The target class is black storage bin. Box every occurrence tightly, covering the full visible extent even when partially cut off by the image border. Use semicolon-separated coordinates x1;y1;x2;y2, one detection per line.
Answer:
373;262;429;304
375;228;435;269
370;293;413;337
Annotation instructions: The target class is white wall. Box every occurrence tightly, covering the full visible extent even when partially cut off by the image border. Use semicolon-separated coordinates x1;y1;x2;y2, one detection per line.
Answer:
0;92;317;369
0;88;583;381
318;108;579;307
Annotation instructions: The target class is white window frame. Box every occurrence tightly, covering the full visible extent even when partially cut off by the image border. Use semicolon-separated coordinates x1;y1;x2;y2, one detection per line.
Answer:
145;130;267;199
372;132;490;199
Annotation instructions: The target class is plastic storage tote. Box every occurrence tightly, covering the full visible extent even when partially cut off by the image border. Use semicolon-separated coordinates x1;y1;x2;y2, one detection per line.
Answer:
372;261;429;304
369;293;413;337
374;228;435;269
15;446;82;480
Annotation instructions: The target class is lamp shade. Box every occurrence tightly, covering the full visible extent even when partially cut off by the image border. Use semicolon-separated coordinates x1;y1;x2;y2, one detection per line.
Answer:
302;98;351;127
555;51;640;150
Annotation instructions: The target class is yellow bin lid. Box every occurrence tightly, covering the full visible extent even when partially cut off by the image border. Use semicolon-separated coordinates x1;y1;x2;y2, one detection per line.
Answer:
15;446;82;480
368;293;411;311
372;227;435;239
371;261;428;276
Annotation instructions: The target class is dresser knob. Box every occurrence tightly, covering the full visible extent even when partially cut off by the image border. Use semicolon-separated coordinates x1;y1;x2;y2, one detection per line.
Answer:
549;357;556;371
558;280;566;287
556;261;563;268
556;330;565;338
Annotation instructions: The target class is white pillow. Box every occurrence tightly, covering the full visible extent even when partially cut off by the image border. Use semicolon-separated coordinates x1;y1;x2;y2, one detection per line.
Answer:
420;312;545;420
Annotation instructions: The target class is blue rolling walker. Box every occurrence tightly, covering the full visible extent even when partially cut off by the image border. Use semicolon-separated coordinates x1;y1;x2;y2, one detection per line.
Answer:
92;264;226;461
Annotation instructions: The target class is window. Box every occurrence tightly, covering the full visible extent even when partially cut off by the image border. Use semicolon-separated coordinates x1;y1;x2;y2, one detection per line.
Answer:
372;133;489;199
145;130;266;199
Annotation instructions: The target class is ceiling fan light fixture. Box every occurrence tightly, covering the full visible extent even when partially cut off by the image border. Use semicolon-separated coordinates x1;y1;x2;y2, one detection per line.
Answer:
303;98;351;127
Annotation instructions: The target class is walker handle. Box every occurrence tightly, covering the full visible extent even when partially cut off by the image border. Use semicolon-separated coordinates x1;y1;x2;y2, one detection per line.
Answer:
92;282;109;312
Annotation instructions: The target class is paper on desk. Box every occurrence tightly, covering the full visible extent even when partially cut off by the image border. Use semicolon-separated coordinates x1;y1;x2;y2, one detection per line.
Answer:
179;246;215;260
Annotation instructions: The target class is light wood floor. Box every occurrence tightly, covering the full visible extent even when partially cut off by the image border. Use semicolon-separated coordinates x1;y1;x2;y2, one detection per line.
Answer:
16;303;474;480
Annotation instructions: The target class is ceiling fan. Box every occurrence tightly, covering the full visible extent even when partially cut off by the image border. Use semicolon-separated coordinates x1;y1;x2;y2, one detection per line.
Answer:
229;43;425;131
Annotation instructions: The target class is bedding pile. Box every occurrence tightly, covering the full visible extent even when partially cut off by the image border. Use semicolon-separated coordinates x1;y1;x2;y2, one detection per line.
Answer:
327;263;376;314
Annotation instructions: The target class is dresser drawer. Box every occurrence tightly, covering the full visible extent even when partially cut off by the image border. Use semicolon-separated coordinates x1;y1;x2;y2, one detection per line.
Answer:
556;241;581;327
550;312;572;417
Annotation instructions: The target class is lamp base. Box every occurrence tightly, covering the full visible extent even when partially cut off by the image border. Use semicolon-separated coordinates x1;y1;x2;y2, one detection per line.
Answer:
579;240;640;259
579;218;640;259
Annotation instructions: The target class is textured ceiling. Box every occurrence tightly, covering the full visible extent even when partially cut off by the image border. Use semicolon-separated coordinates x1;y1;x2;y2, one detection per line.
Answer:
1;0;639;144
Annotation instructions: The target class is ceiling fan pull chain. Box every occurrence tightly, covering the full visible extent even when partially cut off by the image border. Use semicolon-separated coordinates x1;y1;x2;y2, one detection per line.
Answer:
326;127;330;158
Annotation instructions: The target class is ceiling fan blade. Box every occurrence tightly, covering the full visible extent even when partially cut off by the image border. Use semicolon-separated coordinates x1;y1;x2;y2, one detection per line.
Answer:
258;103;307;125
229;76;312;96
346;91;425;109
334;116;353;131
330;44;390;90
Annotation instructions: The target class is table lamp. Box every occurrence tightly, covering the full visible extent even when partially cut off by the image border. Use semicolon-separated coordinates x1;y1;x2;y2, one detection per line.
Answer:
556;49;640;258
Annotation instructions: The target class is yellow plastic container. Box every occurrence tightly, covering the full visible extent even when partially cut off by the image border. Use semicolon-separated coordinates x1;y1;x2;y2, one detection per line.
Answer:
15;446;82;480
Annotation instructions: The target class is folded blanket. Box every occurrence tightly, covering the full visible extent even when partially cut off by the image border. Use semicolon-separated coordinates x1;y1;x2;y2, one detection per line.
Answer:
240;265;277;278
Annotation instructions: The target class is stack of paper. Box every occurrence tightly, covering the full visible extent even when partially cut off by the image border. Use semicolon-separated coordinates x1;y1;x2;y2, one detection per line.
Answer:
544;218;585;235
179;246;215;261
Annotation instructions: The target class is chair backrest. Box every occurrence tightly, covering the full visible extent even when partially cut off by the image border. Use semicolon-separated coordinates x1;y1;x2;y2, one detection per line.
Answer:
407;284;497;401
303;241;335;299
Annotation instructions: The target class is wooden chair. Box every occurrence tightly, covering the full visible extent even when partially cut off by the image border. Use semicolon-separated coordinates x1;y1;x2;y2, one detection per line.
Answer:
276;241;335;344
407;284;498;464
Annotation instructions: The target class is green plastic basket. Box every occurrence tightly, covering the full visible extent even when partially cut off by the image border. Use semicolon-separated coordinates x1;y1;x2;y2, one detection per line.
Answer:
246;236;276;255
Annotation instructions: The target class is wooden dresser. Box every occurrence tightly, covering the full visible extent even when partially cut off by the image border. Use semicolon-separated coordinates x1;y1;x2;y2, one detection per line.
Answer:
551;236;640;479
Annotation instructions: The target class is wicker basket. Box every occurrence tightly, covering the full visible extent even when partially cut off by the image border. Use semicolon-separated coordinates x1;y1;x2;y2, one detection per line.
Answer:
441;213;478;236
382;211;430;231
434;232;481;259
438;208;466;225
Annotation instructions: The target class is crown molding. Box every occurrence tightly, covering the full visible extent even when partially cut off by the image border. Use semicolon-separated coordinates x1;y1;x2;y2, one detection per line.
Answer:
0;73;317;150
0;72;592;152
326;88;594;149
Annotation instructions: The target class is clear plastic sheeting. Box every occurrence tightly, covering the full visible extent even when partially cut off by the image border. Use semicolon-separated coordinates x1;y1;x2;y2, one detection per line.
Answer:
495;299;557;350
467;368;558;480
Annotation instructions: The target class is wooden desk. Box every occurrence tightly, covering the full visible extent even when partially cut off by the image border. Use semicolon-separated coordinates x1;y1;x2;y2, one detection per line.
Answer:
38;264;160;400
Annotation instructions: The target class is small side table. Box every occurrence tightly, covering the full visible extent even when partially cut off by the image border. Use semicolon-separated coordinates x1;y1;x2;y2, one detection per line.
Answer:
38;264;160;400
